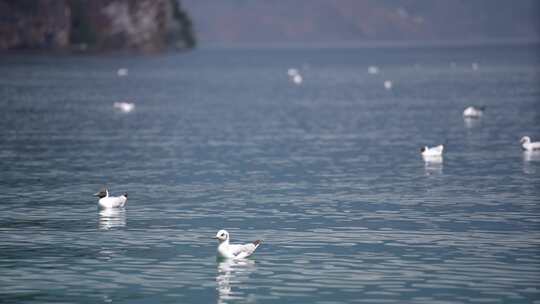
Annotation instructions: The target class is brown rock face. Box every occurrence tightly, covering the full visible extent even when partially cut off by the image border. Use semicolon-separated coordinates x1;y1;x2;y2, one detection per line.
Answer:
0;0;195;52
0;0;71;50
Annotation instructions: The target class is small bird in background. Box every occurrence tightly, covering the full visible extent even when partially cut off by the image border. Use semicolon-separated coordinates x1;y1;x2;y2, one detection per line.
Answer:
367;65;379;75
288;68;303;85
463;106;485;118
117;68;128;77
420;144;444;157
520;136;540;151
214;230;262;259
94;187;128;208
113;101;135;113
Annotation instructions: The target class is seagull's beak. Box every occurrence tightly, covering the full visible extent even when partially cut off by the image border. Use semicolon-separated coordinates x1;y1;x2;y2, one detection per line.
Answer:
93;192;100;196
213;236;219;239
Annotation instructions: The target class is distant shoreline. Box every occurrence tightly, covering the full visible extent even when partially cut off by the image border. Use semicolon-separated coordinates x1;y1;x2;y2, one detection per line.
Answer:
192;38;540;50
1;38;538;56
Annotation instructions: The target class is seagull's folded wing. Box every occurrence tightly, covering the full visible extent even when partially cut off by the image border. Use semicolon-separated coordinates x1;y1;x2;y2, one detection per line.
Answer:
230;242;260;259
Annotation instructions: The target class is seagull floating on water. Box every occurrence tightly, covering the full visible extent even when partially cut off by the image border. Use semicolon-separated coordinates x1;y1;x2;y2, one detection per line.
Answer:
113;101;135;113
520;136;540;151
287;68;303;85
287;68;299;77
420;144;444;157
292;74;303;85
367;66;379;75
117;68;128;77
94;187;128;208
214;230;261;259
463;106;484;118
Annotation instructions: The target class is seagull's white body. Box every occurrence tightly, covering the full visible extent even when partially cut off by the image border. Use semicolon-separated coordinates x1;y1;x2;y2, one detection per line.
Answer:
117;68;128;77
367;66;379;75
421;144;444;157
94;188;127;208
292;74;303;85
521;136;540;151
463;106;484;118
287;68;303;85
287;68;299;76
214;230;261;259
113;102;135;113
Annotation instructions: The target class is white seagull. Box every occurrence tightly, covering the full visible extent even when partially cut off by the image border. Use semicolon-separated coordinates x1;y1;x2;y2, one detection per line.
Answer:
117;68;128;77
463;106;484;118
214;230;261;259
113;101;135;113
420;144;444;157
520;136;540;151
94;187;128;208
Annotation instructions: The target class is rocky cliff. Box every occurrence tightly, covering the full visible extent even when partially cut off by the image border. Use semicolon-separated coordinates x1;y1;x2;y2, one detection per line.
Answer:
0;0;195;52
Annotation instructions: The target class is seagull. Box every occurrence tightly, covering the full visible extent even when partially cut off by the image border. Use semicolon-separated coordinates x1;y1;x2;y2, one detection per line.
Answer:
113;101;135;113
117;68;128;77
214;230;261;259
463;106;484;118
520;136;540;151
367;66;379;75
420;144;444;157
292;74;303;85
94;187;127;208
287;68;299;77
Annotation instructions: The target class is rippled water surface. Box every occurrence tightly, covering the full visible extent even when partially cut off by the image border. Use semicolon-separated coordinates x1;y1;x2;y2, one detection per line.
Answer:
1;46;540;303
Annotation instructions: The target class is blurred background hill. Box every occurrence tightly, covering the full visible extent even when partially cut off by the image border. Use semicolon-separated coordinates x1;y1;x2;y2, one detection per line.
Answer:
182;0;540;47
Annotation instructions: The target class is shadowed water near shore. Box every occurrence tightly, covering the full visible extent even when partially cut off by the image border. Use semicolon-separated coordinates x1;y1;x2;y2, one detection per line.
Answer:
0;46;539;303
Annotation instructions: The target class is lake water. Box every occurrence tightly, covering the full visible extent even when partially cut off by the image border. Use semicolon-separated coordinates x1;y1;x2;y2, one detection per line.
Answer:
1;45;539;304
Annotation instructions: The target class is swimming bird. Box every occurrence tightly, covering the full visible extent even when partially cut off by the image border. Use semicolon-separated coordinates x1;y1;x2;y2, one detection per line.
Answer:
287;68;299;77
94;187;127;208
520;136;540;151
214;230;261;259
420;144;444;157
117;68;128;77
367;65;379;75
292;73;303;85
113;101;135;113
463;106;484;118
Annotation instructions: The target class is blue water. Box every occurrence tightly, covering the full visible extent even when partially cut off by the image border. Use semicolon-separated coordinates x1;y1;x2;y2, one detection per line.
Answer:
1;46;539;304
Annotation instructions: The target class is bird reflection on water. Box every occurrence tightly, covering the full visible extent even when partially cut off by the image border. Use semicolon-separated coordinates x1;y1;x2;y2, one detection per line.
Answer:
216;258;256;304
523;150;540;174
464;117;482;129
98;208;126;230
423;155;443;175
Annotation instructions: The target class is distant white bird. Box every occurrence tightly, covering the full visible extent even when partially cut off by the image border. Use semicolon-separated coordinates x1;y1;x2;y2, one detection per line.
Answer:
292;74;303;85
368;66;379;75
113;101;135;113
384;80;393;90
287;68;299;77
420;144;444;157
214;230;261;259
287;68;303;85
94;187;128;208
520;136;540;151
463;106;484;118
117;68;128;77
